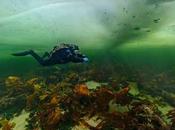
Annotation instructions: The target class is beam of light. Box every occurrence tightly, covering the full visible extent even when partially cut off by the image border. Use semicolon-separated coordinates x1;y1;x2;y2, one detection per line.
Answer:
0;1;76;23
0;0;175;49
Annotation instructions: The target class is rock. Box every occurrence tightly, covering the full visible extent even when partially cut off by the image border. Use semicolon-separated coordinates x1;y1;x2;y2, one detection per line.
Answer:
128;82;140;96
85;81;101;90
10;110;30;130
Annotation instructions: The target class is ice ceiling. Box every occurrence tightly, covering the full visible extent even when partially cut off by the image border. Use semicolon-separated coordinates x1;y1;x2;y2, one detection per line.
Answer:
0;0;175;49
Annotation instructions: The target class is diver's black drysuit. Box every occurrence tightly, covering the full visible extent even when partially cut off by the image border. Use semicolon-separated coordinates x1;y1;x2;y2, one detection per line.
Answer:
12;47;88;66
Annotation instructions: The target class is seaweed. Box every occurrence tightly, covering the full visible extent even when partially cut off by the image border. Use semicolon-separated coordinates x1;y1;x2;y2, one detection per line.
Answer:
0;119;15;130
1;65;175;130
167;109;175;130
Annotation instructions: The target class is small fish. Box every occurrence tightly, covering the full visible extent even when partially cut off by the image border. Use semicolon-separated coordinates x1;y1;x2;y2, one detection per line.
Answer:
133;27;141;31
153;18;160;23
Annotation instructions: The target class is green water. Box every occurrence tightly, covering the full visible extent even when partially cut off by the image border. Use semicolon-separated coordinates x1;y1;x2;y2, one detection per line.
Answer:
0;0;175;75
1;0;175;129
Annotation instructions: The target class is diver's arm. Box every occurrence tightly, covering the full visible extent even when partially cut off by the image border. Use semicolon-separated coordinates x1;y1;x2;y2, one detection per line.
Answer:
71;54;89;63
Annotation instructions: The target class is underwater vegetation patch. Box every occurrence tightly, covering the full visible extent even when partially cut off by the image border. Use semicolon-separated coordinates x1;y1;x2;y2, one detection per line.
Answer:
0;64;175;130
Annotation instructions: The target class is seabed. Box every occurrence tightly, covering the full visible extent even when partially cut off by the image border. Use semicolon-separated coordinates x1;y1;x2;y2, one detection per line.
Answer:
0;63;175;130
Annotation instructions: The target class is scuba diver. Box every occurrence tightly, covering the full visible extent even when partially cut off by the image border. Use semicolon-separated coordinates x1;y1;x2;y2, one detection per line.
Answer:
12;43;89;66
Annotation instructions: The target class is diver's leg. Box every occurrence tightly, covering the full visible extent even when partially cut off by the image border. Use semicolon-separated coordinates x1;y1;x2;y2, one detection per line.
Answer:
12;50;46;66
29;50;47;66
42;52;50;58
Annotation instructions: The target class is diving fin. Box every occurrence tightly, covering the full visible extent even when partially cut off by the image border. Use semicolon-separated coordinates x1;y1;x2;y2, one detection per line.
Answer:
12;50;32;56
